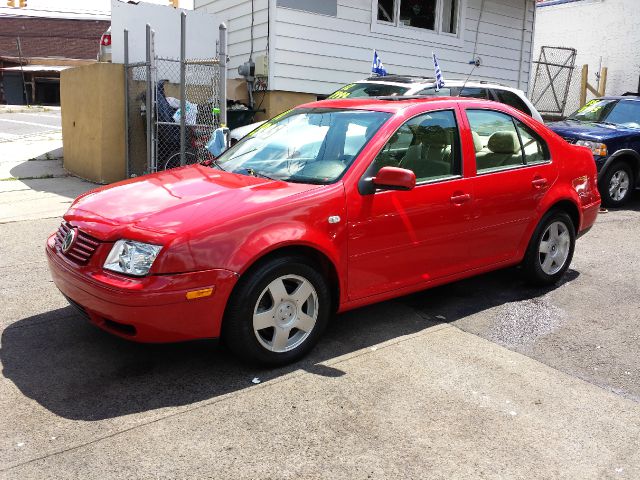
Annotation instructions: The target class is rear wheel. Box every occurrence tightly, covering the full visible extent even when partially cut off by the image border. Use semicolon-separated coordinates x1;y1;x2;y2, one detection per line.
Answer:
523;210;575;286
600;161;634;207
223;256;330;365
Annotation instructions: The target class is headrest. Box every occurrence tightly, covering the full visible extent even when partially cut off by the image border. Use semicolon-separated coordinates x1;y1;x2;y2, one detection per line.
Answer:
471;131;483;153
488;131;521;154
420;126;447;147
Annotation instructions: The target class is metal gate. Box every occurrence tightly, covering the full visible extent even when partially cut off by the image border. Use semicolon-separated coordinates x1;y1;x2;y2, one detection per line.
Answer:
530;46;577;118
124;14;227;177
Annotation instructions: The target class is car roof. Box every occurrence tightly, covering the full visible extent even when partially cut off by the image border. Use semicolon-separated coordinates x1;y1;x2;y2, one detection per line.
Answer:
296;96;484;113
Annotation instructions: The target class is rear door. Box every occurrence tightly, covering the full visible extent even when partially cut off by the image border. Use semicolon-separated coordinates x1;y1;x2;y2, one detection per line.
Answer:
461;108;558;267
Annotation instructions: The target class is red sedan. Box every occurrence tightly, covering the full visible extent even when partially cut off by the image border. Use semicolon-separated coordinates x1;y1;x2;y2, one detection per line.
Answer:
47;97;600;364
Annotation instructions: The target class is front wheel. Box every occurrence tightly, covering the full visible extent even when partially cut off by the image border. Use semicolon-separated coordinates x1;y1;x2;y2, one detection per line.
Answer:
600;161;634;207
522;211;575;286
222;256;331;365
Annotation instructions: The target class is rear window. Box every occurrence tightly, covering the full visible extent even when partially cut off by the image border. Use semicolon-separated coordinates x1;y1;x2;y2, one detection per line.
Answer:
494;89;531;116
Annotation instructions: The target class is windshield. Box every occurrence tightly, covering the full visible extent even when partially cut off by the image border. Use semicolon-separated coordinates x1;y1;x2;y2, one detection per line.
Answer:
215;108;391;184
568;99;617;123
328;82;410;99
568;99;640;128
603;100;640;128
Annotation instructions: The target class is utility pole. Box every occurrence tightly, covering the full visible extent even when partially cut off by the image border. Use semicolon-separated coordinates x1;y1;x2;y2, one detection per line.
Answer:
15;38;30;106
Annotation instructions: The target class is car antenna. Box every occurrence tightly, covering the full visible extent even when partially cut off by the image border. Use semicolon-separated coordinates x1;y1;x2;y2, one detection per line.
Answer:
458;57;482;97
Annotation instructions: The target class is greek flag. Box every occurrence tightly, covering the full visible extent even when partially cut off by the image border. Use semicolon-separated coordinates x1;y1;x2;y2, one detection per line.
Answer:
433;52;445;91
372;50;387;76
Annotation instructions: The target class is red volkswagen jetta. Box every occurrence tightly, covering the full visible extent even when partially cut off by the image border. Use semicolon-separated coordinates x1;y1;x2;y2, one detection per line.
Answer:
47;97;600;364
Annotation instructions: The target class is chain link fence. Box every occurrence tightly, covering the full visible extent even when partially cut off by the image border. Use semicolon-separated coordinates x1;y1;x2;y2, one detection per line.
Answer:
530;46;577;120
153;58;222;171
124;16;227;177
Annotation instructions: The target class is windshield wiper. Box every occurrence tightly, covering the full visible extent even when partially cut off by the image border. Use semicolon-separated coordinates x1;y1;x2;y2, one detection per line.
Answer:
244;168;277;181
212;158;226;171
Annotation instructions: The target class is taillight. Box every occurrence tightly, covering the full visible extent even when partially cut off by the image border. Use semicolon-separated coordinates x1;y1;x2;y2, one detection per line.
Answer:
101;34;111;47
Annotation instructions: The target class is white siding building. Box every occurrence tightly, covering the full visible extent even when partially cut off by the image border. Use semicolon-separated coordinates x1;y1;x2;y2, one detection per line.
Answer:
533;0;640;116
195;0;536;117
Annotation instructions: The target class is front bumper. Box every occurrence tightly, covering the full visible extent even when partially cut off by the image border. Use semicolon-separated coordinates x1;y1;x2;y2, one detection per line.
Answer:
46;235;238;343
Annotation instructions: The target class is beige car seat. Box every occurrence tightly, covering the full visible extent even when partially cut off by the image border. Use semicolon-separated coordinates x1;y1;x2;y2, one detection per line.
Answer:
400;126;452;180
475;131;522;171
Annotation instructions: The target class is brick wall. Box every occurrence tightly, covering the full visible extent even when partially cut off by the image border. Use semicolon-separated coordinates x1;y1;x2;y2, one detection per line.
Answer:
0;17;110;60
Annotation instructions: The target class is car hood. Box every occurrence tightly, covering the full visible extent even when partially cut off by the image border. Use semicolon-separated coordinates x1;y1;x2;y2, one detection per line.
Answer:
65;165;320;241
548;119;638;142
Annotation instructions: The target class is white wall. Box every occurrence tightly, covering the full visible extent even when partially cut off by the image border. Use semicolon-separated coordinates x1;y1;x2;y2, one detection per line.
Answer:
194;0;269;80
533;0;640;114
270;0;535;95
195;0;534;96
111;0;220;64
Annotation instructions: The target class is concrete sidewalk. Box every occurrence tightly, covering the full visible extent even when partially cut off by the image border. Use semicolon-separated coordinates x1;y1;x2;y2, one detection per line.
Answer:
0;105;60;115
0;132;97;223
1;310;638;479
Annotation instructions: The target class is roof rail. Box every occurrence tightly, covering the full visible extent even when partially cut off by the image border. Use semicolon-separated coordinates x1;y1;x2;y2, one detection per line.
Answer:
365;75;435;83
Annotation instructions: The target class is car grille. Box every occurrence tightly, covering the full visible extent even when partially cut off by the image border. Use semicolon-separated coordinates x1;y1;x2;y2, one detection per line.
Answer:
54;221;100;264
562;136;577;144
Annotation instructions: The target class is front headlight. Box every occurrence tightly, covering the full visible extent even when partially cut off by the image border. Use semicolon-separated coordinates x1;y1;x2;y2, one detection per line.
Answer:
103;239;162;277
576;140;607;157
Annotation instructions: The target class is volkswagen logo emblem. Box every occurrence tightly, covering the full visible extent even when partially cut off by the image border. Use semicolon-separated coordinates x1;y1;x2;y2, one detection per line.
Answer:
62;228;77;253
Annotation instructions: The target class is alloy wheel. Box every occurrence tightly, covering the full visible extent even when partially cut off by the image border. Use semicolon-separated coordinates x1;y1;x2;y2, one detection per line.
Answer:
538;221;571;275
609;169;630;202
253;274;319;353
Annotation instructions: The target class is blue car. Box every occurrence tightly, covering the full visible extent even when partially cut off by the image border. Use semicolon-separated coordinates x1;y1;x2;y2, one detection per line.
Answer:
548;95;640;206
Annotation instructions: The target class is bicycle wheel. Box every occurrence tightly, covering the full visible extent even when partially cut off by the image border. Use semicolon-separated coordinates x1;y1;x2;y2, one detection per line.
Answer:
163;151;198;170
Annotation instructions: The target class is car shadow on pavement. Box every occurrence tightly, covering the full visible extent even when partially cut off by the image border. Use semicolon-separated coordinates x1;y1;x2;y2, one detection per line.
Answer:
0;267;579;421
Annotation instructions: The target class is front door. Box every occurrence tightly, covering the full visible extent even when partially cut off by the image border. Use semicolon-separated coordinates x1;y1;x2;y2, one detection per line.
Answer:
346;109;475;301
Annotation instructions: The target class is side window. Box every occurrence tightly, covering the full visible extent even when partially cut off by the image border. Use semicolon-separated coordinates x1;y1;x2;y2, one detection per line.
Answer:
466;110;524;173
459;87;488;99
372;110;461;183
494;89;532;116
515;120;550;165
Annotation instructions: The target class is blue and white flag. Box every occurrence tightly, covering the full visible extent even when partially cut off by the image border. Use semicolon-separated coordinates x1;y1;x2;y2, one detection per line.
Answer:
372;50;387;76
432;52;445;91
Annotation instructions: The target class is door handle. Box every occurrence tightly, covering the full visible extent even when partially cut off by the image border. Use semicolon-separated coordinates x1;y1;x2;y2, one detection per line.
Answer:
450;193;471;205
532;177;548;189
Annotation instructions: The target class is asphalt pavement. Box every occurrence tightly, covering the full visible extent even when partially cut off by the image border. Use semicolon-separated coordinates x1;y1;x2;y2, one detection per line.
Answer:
0;109;61;142
0;167;639;478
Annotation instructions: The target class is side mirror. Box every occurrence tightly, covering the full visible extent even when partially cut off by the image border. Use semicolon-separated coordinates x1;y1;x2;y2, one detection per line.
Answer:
372;166;416;191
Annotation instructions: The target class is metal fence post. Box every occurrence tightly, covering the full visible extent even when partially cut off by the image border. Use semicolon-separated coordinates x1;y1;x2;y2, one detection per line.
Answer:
145;24;153;173
124;29;130;178
219;23;227;127
179;12;187;166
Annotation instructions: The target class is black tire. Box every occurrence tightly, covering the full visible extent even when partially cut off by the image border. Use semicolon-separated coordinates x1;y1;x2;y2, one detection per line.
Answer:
163;151;198;170
222;256;331;365
600;161;634;207
522;210;576;286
